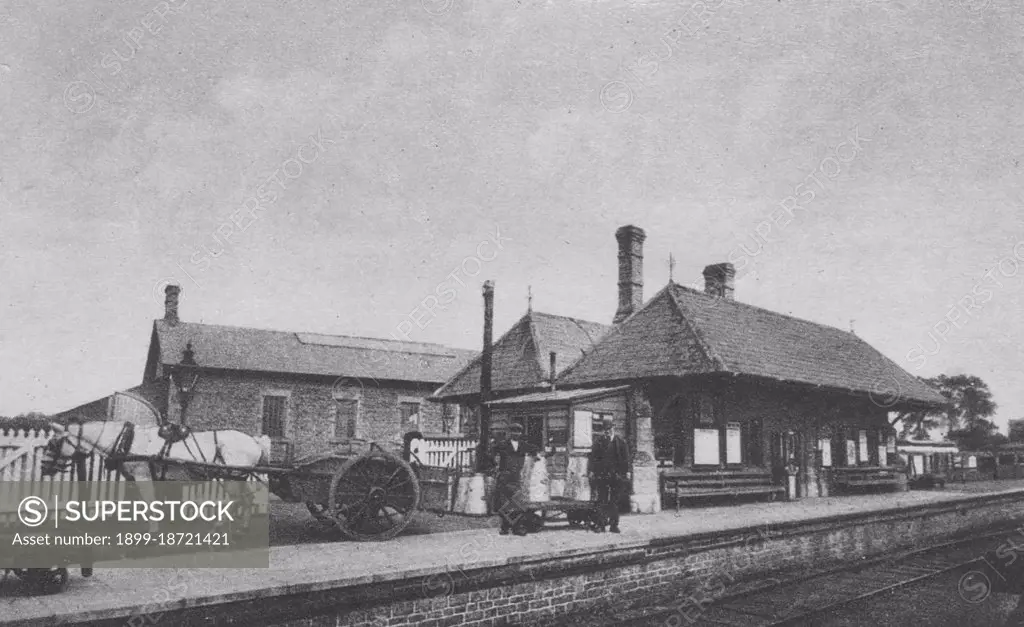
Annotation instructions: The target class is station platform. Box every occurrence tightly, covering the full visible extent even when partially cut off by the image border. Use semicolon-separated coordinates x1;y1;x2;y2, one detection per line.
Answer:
4;479;1024;626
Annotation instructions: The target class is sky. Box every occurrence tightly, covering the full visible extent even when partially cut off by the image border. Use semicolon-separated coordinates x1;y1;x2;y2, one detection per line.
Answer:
1;0;1022;431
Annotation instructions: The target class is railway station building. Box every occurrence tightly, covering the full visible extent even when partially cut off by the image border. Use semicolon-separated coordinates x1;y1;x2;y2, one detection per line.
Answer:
57;287;476;464
433;225;948;513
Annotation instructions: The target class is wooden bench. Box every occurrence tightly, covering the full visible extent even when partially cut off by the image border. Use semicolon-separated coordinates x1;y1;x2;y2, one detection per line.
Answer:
661;469;784;511
831;466;900;491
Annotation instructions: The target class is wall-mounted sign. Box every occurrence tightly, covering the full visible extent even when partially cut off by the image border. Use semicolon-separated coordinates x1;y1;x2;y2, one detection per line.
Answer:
694;428;720;465
846;440;856;465
573;410;592;449
725;423;742;464
858;430;869;464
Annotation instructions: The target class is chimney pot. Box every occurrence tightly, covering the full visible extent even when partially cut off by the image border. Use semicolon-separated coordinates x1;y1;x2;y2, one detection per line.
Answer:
613;225;646;324
702;263;736;300
164;284;181;324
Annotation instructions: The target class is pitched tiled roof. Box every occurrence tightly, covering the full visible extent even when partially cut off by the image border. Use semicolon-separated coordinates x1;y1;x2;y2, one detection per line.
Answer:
432;311;612;399
154;320;476;384
558;282;946;407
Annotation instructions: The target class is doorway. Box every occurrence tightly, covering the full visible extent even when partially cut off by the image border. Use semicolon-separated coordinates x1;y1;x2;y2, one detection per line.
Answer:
771;430;802;485
523;415;544;451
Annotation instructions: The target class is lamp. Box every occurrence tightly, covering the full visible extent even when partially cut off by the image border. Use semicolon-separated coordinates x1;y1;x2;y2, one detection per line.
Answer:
170;341;199;424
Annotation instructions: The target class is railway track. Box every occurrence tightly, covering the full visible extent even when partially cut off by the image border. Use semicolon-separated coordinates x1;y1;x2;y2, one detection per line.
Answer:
558;528;1015;627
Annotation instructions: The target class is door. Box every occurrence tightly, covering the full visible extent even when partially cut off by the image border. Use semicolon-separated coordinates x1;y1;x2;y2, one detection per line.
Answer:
771;431;802;483
523;415;544;451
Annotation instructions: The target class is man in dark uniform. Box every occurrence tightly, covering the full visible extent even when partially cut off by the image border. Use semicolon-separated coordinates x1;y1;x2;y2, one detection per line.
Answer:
492;423;539;536
588;416;630;533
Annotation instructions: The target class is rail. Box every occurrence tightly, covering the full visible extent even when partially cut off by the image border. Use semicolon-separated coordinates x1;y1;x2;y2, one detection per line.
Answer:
564;526;1016;626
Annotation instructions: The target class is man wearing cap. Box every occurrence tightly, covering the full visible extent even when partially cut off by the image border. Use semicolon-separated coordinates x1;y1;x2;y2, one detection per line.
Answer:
588;416;630;533
492;422;539;536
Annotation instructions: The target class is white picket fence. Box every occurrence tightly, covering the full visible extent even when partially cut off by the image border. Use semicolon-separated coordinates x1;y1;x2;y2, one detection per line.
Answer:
0;427;269;512
418;436;478;470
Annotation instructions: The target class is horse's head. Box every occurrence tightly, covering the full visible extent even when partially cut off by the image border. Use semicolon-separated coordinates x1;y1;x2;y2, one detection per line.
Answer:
40;422;87;476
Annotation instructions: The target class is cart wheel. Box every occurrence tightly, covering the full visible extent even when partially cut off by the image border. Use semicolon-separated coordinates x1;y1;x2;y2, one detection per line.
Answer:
305;502;333;525
328;448;420;541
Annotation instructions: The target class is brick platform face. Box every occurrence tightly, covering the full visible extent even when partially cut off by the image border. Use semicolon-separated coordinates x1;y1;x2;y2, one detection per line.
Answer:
274;496;1024;627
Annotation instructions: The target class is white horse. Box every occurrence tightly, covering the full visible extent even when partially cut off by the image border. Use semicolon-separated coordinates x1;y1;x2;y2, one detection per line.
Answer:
41;420;271;531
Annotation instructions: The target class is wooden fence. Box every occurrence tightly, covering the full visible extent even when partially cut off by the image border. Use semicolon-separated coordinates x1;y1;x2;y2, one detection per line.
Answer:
0;427;269;512
417;436;478;470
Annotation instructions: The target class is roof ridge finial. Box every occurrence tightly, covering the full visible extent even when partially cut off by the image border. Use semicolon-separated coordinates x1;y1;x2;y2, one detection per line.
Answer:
849;319;855;334
528;285;533;313
668;253;676;283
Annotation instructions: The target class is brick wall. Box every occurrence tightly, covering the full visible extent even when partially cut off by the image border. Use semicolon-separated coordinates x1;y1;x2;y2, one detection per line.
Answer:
163;370;450;458
84;490;1024;627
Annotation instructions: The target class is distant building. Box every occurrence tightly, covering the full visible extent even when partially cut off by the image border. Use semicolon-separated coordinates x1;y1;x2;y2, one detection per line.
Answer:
1009;419;1024;442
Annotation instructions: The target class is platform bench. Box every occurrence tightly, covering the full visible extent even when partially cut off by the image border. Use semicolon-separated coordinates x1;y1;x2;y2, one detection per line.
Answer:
661;469;784;511
831;466;901;491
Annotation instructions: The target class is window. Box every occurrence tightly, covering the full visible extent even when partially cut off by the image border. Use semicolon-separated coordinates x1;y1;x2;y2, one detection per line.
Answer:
441;403;460;435
591;412;613;447
399;401;420;431
462;404;479;438
547;412;568;449
819;439;832;467
261;395;287;438
335;399;358;440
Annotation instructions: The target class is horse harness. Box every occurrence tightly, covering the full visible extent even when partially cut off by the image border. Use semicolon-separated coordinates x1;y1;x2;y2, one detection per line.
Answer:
152;423;226;480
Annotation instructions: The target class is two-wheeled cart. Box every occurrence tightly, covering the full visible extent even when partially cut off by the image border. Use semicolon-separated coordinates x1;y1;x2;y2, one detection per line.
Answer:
150;438;452;542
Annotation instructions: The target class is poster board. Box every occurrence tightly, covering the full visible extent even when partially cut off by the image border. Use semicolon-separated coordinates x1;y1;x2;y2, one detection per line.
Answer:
819;439;832;467
858;430;869;463
878;444;888;466
725;423;742;464
694;428;720;465
573;410;593;449
846;440;856;466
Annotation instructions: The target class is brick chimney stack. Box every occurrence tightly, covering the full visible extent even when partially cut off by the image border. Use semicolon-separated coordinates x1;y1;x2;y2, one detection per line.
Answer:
165;284;181;324
613;225;646;324
702;263;735;300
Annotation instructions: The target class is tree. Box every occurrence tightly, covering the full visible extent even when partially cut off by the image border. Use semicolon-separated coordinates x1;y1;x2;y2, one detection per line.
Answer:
0;411;54;431
927;374;1001;451
893;374;1002;452
896;408;941;440
894;376;945;440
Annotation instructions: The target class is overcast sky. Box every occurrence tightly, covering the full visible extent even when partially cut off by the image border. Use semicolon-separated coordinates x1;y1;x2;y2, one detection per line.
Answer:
1;0;1021;431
